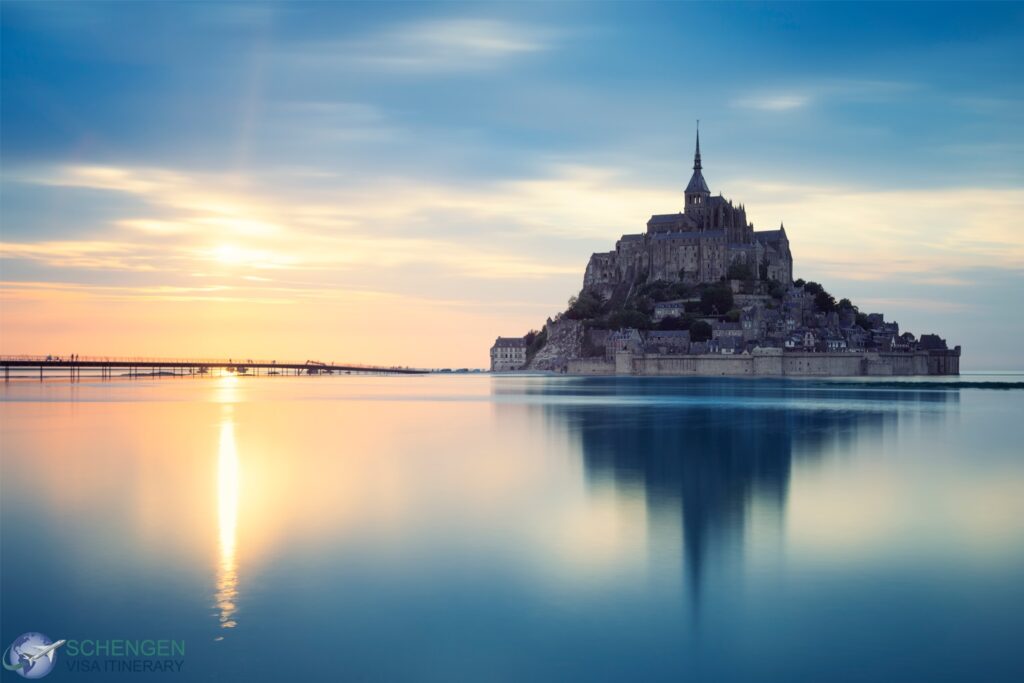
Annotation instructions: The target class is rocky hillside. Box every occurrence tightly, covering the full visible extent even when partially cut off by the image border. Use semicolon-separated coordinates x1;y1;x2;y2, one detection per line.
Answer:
526;319;584;372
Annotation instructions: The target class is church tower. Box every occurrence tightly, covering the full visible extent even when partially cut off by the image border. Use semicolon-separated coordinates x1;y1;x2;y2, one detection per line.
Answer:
684;124;710;215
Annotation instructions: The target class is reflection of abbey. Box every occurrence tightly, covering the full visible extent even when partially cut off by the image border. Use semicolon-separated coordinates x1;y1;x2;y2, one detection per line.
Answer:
584;129;793;292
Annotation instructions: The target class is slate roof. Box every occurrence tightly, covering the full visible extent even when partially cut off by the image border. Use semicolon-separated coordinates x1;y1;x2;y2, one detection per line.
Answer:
755;229;785;243
648;331;691;340
492;337;526;348
650;229;726;241
685;170;710;194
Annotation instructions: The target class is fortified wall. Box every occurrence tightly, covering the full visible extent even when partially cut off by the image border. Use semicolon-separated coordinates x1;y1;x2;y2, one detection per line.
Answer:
569;348;960;377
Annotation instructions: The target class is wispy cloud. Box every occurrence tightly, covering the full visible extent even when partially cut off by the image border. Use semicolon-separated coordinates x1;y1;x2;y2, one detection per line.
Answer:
5;163;591;283
734;94;811;111
285;18;556;74
0;240;160;271
17;163;1024;287
731;179;1024;279
732;80;919;112
854;297;968;313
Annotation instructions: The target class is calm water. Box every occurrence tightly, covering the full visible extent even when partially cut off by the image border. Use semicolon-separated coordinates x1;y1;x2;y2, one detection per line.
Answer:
2;374;1024;681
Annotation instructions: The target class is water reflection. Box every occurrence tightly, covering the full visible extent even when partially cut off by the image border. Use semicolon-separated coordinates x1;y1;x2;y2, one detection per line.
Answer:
504;378;958;602
215;406;240;634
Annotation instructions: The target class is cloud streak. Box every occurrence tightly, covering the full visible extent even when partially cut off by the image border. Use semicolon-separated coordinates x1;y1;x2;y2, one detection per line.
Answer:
732;80;920;112
12;163;1024;289
734;94;811;111
284;18;556;74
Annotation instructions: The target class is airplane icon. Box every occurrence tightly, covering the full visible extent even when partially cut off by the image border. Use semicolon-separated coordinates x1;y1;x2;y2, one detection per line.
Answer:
20;639;66;665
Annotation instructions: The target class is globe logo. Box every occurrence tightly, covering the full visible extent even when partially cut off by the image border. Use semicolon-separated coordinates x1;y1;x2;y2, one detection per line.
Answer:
3;633;64;679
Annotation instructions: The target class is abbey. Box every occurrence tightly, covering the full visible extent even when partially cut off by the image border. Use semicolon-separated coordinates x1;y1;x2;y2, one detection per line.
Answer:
489;128;960;376
583;129;793;294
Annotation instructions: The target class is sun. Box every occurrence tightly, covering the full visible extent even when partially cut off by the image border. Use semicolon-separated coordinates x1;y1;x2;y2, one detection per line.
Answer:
214;244;244;265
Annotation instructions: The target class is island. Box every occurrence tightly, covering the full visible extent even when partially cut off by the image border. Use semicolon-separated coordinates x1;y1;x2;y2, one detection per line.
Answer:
491;129;961;376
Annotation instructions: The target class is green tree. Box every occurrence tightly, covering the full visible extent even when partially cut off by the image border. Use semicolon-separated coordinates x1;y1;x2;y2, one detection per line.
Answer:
668;282;693;299
794;278;806;288
814;290;837;313
803;281;824;296
700;284;734;315
607;309;651;330
657;315;687;331
633;295;655;315
690;320;713;342
525;328;547;359
726;260;755;280
638;280;676;302
565;291;603;320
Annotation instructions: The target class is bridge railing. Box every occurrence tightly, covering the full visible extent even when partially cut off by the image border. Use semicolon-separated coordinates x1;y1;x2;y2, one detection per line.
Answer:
0;355;421;371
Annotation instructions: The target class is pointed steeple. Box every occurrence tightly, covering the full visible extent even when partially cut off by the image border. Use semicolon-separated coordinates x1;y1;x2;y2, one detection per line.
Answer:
693;121;702;171
684;120;710;213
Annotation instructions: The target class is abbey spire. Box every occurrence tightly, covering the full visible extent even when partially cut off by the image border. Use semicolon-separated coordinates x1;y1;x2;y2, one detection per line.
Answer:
684;122;710;213
693;123;702;171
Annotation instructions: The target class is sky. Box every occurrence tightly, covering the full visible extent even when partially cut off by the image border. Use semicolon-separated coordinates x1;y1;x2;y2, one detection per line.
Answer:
1;1;1022;369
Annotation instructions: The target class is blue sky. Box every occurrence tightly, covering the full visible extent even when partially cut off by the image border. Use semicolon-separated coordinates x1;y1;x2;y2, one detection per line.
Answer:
1;1;1022;368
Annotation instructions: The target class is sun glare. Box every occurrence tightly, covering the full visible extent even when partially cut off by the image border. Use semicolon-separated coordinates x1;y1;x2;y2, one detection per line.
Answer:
216;413;241;631
214;244;244;265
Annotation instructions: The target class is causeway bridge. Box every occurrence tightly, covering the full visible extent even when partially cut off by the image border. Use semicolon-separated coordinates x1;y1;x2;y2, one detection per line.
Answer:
0;355;429;381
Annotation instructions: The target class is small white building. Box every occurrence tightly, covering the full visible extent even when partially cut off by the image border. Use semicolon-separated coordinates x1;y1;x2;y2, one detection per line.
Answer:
653;299;694;322
490;337;528;371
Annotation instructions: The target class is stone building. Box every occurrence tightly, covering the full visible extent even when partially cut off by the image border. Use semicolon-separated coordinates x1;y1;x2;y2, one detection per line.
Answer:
490;337;527;372
583;128;793;296
653;299;689;321
605;328;644;359
645;330;691;355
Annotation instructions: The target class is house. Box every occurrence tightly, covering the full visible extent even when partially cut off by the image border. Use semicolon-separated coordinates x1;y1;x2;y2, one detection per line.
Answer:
719;336;742;354
713;321;744;340
490;337;527;371
872;332;896;350
644;330;691;355
823;335;847;352
844;328;868;350
893;332;915;352
652;299;690;322
606;328;644;359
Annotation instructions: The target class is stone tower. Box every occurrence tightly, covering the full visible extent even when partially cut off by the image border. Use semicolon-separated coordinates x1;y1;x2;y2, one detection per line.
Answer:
684;124;710;215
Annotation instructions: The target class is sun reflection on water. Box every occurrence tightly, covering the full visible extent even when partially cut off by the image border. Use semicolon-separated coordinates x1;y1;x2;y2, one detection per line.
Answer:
215;407;240;635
